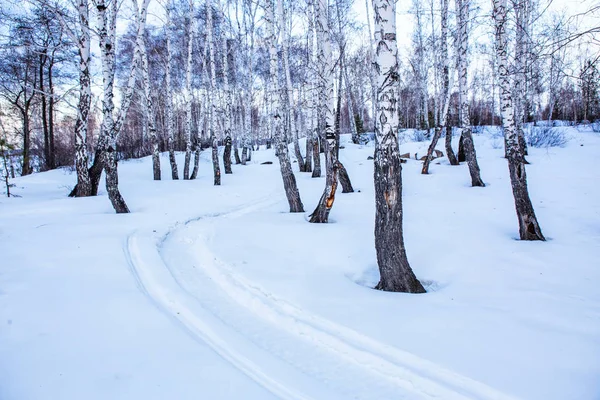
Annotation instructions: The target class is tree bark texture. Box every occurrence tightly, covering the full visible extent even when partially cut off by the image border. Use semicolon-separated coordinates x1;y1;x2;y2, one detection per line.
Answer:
456;0;485;187
493;0;544;241
372;0;425;293
267;0;304;212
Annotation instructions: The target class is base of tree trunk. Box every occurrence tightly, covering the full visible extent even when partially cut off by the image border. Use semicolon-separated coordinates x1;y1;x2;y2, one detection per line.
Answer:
337;161;354;193
223;136;233;174
234;146;242;164
444;126;459;166
457;134;466;162
190;146;201;180
212;135;221;185
169;149;179;179
422;127;443;174
311;138;321;178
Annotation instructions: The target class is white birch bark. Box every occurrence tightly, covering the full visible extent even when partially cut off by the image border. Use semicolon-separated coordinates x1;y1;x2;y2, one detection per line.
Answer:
183;0;195;179
492;0;544;240
455;0;485;186
207;0;221;185
307;0;321;177
74;0;92;196
308;0;339;222
138;0;160;180
372;0;425;293
165;0;179;179
95;0;151;213
266;0;303;212
277;0;304;172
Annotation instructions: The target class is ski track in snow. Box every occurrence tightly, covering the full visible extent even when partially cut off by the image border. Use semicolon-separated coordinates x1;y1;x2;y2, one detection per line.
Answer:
124;195;519;400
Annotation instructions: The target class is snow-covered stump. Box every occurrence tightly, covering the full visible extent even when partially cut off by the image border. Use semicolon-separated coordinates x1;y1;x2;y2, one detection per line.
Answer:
372;0;425;293
493;0;544;241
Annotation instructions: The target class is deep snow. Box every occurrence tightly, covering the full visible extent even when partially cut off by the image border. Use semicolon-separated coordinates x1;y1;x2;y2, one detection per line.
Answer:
1;127;599;400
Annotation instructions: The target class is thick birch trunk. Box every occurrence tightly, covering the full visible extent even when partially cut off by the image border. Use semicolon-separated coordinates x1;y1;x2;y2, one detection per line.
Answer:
74;0;92;196
440;0;458;165
493;0;544;241
372;0;425;293
267;0;303;212
456;0;484;186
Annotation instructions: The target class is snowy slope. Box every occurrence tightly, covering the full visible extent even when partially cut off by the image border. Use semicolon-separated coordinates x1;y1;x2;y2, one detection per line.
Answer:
1;127;599;400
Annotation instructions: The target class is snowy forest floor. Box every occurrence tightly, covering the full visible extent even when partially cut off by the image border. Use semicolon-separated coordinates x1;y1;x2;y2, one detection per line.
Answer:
1;127;599;400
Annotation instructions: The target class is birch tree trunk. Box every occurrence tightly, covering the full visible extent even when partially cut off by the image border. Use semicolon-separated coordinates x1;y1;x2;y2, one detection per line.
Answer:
266;0;304;212
307;0;321;178
372;0;425;293
277;0;305;172
74;0;92;196
140;21;160;180
440;0;458;165
183;0;194;180
456;0;485;187
165;0;179;179
222;31;233;174
309;0;339;223
513;0;529;157
492;0;544;241
207;0;221;185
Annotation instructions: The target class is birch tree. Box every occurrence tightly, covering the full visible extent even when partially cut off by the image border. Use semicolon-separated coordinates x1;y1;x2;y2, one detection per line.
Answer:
56;0;93;195
455;0;485;187
492;0;544;240
207;0;221;185
183;0;195;179
139;1;160;180
308;0;340;222
94;0;150;213
422;0;456;173
165;0;179;179
372;0;425;293
266;0;304;212
307;0;322;178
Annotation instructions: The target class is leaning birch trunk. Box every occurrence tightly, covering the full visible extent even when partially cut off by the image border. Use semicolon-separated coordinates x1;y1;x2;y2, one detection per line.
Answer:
372;0;425;293
74;0;92;197
441;0;459;165
165;0;179;179
207;0;221;185
95;0;150;213
309;0;339;222
266;0;303;212
492;0;544;241
456;0;485;186
183;0;194;180
140;25;160;180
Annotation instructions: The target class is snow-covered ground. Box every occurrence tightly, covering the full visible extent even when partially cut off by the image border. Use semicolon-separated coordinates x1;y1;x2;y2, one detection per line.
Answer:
1;127;599;400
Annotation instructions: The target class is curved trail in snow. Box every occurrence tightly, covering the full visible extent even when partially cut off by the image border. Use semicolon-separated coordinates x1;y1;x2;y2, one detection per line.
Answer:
125;196;518;400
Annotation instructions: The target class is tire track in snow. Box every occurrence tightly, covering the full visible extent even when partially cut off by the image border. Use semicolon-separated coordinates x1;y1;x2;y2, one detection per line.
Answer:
124;196;327;400
170;212;520;400
127;196;518;400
